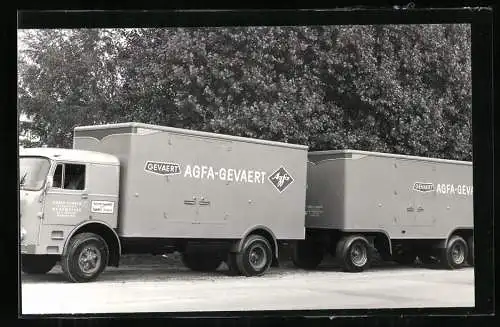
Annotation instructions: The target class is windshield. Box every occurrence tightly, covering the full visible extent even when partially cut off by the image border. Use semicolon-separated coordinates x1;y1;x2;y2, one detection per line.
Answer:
19;156;51;191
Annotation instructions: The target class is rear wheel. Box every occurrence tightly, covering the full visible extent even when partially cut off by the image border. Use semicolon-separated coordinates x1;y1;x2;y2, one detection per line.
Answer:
440;235;468;269
236;235;273;277
182;251;223;272
336;235;372;272
291;240;324;270
61;232;109;283
21;255;58;274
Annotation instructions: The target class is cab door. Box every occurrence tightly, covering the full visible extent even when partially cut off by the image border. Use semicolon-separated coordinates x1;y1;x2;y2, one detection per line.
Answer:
86;163;119;227
43;162;90;226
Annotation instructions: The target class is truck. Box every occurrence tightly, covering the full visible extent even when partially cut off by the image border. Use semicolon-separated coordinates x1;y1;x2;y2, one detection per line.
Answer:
18;122;474;283
19;122;308;282
292;150;474;273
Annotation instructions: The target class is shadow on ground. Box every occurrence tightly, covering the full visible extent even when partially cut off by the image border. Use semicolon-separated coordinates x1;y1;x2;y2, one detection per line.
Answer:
21;252;452;284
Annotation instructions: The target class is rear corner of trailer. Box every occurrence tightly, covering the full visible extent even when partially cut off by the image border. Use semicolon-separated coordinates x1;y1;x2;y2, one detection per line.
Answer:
267;142;309;241
435;160;474;236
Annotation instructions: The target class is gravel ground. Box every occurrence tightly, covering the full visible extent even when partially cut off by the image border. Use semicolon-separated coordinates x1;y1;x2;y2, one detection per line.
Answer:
21;254;475;314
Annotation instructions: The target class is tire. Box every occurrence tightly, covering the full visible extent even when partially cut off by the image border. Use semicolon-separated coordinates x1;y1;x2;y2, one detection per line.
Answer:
336;235;372;272
291;240;323;270
182;251;223;272
60;232;109;283
236;235;273;277
466;236;474;266
21;255;58;274
440;235;468;269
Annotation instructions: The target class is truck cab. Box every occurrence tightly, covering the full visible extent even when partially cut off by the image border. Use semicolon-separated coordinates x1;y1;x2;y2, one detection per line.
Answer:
19;147;121;280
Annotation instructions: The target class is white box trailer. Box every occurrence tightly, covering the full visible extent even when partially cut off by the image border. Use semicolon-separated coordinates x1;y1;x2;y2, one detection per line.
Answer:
292;150;474;272
19;122;308;282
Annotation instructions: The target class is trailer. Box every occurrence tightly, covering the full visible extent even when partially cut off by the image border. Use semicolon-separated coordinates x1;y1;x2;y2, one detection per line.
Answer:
19;122;308;282
292;149;474;272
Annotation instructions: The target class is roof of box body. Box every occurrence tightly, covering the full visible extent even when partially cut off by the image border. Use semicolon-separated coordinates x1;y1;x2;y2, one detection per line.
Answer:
20;147;120;166
309;149;472;166
73;122;309;150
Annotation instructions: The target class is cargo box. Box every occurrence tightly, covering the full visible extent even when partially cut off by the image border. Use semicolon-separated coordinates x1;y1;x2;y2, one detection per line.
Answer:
73;122;309;241
305;150;473;240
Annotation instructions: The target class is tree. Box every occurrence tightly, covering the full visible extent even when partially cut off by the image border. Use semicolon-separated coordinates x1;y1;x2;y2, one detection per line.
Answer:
18;25;471;160
18;29;123;148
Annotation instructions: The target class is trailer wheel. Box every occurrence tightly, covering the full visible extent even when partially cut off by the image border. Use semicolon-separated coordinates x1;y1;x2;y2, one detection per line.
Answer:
440;235;468;269
291;240;323;270
236;235;273;277
182;251;223;272
466;236;474;266
61;232;109;283
336;235;372;272
21;255;58;274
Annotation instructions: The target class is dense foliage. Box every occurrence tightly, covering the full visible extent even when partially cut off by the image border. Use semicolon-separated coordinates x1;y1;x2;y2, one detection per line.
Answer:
18;25;472;160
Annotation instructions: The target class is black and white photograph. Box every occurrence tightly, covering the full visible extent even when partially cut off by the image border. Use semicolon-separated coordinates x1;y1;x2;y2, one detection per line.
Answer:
18;18;477;315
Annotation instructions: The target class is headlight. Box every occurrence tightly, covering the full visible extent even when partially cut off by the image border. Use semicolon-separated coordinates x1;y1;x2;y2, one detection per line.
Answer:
20;227;26;241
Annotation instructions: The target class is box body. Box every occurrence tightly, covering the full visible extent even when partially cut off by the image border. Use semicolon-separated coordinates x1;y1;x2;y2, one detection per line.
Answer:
73;123;308;240
306;150;473;239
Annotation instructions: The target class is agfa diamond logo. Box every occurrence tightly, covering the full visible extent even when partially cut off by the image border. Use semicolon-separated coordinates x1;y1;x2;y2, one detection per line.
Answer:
268;166;294;193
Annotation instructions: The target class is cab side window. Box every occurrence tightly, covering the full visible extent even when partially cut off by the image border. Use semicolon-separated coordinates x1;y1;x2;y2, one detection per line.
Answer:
52;163;86;190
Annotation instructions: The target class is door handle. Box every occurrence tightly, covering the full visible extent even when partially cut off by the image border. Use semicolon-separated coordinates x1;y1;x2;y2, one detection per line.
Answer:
406;207;414;212
81;194;88;199
417;206;424;212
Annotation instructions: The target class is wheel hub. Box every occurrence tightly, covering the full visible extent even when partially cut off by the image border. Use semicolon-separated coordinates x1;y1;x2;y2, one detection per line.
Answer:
78;246;101;274
249;245;267;270
451;243;465;264
350;244;368;267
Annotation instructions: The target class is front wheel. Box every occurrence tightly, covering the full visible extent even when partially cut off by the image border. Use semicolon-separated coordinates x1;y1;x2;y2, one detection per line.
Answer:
60;232;109;283
336;235;372;272
236;235;273;277
21;255;58;274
